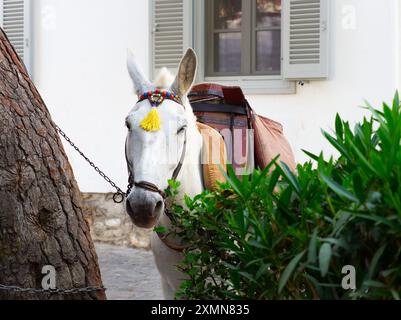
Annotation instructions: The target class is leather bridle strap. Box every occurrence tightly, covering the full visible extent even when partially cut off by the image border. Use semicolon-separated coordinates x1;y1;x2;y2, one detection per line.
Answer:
171;129;188;182
134;181;166;199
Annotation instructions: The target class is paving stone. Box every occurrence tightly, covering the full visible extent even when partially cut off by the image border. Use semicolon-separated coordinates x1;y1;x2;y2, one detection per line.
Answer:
95;243;163;300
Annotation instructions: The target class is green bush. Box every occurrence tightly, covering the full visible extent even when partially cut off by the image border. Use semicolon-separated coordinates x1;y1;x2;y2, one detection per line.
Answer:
167;93;401;300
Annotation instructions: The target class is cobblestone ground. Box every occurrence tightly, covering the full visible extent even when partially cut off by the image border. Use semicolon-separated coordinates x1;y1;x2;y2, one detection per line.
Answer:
95;243;163;300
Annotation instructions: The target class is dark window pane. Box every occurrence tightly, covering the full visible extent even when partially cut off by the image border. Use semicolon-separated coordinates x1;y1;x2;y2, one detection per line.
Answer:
256;0;282;14
256;0;281;28
214;32;241;73
256;30;281;74
214;0;242;29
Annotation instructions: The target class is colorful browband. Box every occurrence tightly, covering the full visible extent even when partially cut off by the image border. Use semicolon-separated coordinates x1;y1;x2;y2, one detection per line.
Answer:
138;89;181;107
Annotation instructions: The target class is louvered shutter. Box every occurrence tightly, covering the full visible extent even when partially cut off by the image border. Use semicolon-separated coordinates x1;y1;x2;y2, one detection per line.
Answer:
0;0;32;74
282;0;330;80
151;0;185;79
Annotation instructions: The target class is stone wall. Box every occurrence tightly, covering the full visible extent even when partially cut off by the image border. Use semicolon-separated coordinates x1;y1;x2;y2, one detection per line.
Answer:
82;193;152;249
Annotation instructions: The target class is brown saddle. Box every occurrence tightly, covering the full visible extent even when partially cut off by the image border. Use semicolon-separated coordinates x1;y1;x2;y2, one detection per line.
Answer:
189;83;296;178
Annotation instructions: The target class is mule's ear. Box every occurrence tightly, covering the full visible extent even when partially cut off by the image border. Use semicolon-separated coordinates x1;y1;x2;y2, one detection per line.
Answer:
127;49;152;97
171;48;197;98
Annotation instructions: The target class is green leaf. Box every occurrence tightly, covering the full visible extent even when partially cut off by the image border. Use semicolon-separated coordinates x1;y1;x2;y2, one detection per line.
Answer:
393;90;399;108
279;161;301;195
219;165;245;198
303;149;320;162
362;280;387;288
316;283;342;288
352;172;365;203
332;211;352;236
244;258;265;268
368;245;386;280
278;251;305;293
353;213;395;227
256;264;271;280
391;290;400;300
335;113;344;139
364;100;386;126
380;268;399;278
184;194;193;208
348;138;380;176
221;262;239;271
321;237;349;250
319;170;359;203
322;130;352;161
319;243;332;277
247;156;279;196
238;271;258;284
247;240;268;250
303;274;322;297
168;179;181;190
267;169;281;193
307;229;318;264
154;226;168;234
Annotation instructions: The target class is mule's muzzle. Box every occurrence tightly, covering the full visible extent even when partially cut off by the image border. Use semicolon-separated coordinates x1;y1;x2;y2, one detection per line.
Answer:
125;188;164;229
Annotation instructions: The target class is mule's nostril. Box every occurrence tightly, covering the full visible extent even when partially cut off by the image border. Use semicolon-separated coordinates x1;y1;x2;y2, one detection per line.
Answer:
126;200;134;216
154;200;164;214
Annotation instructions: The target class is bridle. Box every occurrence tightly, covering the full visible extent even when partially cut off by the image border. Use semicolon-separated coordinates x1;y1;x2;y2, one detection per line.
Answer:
125;88;188;220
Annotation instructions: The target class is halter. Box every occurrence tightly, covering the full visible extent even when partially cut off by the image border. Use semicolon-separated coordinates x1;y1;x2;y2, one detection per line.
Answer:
125;89;187;220
138;88;182;107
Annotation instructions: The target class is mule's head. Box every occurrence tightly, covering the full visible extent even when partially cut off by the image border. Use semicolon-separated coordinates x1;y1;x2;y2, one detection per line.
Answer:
125;49;197;228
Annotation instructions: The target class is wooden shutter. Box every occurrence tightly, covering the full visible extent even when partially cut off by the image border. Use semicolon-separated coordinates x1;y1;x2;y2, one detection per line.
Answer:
282;0;330;80
0;0;32;74
151;0;185;79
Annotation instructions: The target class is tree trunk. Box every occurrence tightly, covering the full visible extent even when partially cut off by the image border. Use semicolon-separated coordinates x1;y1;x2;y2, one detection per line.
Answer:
0;29;106;299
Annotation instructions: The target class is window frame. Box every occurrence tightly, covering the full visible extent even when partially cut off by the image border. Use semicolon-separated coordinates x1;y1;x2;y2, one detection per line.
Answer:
191;0;295;94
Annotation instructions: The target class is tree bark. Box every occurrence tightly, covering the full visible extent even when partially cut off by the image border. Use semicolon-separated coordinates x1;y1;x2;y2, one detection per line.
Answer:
0;29;105;299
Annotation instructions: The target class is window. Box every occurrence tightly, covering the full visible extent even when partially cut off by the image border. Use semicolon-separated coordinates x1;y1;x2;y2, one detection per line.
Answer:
151;0;330;94
205;0;282;77
0;0;32;75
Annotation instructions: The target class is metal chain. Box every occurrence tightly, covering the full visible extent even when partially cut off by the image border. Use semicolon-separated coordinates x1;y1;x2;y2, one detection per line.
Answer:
55;124;127;203
0;283;106;295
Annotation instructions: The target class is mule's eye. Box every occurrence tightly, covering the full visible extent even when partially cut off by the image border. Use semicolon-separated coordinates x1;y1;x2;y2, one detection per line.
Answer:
177;126;187;134
125;120;131;130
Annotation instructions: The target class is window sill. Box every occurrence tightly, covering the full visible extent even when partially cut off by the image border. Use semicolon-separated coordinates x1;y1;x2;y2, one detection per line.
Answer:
201;76;296;95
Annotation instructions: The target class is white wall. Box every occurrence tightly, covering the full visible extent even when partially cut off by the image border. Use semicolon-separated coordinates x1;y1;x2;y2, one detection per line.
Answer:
33;0;400;193
33;0;149;193
398;0;401;91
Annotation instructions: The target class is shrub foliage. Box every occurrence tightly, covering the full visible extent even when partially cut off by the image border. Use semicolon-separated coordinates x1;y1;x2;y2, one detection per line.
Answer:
167;93;401;300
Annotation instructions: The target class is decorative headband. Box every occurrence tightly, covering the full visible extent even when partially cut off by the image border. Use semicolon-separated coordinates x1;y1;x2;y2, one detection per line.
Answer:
137;89;181;132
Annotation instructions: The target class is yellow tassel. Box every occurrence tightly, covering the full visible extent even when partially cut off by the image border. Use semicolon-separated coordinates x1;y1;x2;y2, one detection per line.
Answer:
140;107;161;132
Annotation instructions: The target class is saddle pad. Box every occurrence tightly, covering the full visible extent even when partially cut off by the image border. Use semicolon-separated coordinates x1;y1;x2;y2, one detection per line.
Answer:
196;122;227;191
